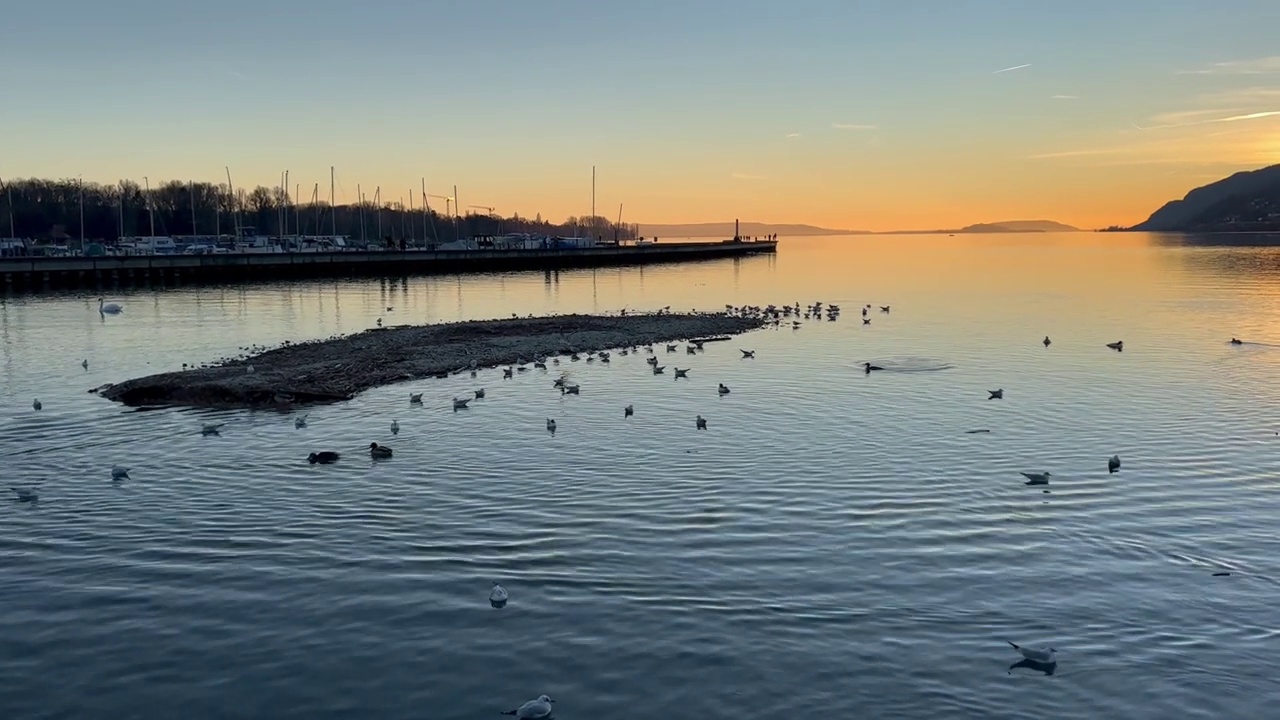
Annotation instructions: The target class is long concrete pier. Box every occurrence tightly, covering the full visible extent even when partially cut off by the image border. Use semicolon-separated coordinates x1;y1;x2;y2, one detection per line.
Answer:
0;240;776;289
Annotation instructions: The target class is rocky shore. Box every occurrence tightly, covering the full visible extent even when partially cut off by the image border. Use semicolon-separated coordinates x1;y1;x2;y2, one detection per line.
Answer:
97;312;767;410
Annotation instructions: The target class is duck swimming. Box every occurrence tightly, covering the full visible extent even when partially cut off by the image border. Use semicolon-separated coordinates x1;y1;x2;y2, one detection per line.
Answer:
546;418;557;433
308;451;340;464
1108;454;1121;474
717;383;730;394
1043;336;1051;347
1106;341;1124;351
863;362;884;373
696;415;708;430
369;443;393;459
988;389;1004;400
624;404;634;418
1230;338;1243;345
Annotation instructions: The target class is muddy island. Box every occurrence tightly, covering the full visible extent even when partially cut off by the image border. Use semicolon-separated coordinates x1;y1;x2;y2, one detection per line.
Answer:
97;312;767;409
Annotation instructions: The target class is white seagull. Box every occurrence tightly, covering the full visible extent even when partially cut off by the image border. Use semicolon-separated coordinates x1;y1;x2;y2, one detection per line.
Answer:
1020;471;1051;485
501;695;554;718
490;582;509;608
1008;641;1056;664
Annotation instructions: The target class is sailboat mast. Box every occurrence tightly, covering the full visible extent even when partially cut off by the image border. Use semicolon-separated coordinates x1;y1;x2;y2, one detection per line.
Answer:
295;183;300;237
591;165;596;239
144;176;155;236
453;184;459;240
0;177;14;239
224;167;238;239
330;166;337;238
358;184;366;245
78;176;84;248
189;180;197;236
117;181;124;240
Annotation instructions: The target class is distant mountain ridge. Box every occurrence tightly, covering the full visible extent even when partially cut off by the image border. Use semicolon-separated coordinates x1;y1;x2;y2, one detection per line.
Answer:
1130;164;1280;232
636;222;864;238
636;220;1078;238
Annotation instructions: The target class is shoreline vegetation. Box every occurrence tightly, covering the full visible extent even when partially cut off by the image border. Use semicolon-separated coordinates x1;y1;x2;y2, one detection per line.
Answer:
96;312;767;410
0;177;639;245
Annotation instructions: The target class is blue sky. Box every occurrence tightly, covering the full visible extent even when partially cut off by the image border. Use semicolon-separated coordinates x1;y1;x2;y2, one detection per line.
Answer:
3;0;1279;229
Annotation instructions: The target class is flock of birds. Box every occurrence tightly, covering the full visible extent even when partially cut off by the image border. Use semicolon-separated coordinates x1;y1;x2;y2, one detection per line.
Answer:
17;295;1218;711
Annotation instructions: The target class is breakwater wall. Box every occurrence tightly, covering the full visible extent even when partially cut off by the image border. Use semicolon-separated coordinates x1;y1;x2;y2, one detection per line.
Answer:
0;240;776;290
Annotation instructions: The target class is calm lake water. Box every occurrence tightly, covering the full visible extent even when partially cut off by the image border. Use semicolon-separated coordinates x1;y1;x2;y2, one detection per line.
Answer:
3;233;1280;719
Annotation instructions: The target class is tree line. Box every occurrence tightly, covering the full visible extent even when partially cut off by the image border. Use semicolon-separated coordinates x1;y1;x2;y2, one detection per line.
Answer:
0;177;641;245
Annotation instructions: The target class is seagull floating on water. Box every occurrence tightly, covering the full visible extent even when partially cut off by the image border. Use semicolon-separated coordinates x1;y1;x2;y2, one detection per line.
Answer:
474;388;486;399
369;442;393;459
1106;340;1124;351
452;397;471;410
308;451;340;464
1108;454;1121;474
546;418;557;433
1020;471;1052;485
988;389;1004;400
111;465;130;481
652;365;665;375
390;420;400;435
490;582;509;608
81;359;89;370
561;384;580;395
880;305;890;313
200;422;225;436
741;349;755;358
674;368;689;379
32;398;41;411
696;415;708;430
501;695;554;719
294;415;308;429
1008;641;1057;664
409;393;423;404
503;367;514;379
624;404;633;418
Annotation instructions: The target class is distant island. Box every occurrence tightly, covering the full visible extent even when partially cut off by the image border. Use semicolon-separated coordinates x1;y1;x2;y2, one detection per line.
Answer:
876;219;1080;235
1123;164;1280;232
637;222;866;238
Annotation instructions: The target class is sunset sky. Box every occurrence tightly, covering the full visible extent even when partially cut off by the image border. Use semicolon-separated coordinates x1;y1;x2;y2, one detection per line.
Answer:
2;0;1279;231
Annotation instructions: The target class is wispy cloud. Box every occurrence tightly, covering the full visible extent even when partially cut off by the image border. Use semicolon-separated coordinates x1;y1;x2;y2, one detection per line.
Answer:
832;122;877;130
731;173;766;180
1177;56;1280;75
1050;95;1079;100
784;132;802;139
1134;110;1280;130
993;63;1031;74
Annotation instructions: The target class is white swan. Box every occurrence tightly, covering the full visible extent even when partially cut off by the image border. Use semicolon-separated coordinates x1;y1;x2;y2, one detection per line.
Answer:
98;298;123;314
